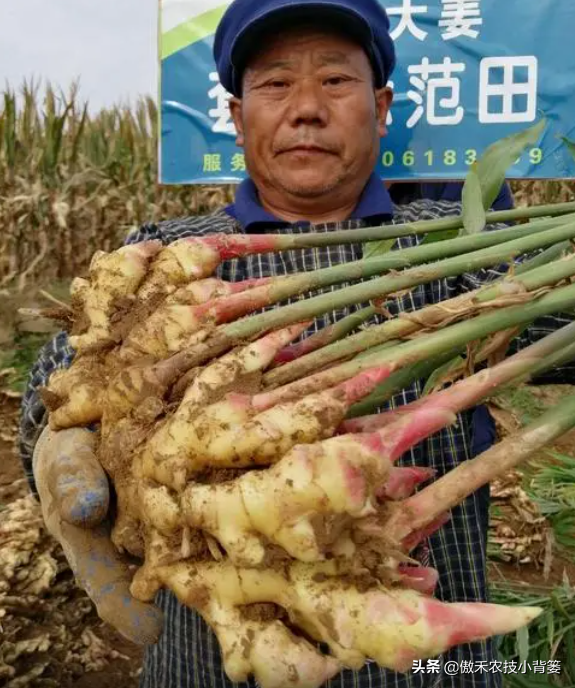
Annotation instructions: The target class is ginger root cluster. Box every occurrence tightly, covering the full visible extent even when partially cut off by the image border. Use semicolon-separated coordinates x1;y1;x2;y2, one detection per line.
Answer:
41;239;541;688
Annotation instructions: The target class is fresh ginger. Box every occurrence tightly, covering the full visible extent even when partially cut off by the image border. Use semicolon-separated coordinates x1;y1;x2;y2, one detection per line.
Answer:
147;559;541;679
42;355;107;429
138;368;388;491
166;276;271;306
136;234;280;301
69;240;162;352
38;237;567;688
135;237;224;300
179;432;390;566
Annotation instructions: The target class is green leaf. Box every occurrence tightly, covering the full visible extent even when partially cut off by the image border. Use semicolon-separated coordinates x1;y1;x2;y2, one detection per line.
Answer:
363;238;395;258
516;625;530;664
461;162;487;235
551;590;570;619
560;136;575;161
474;118;547;211
546;608;555;649
421;355;465;396
419;228;459;245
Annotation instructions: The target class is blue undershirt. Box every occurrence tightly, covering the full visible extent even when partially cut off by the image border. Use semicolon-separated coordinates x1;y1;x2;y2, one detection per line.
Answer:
224;171;394;231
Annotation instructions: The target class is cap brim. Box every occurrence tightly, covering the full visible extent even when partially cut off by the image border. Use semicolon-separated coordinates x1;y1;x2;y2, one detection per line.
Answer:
230;3;375;92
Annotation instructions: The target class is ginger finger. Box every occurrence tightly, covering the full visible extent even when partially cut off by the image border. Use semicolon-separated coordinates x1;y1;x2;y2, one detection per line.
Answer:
134;555;340;688
234;619;341;688
167;276;271;305
179;432;391;566
376;466;436;501
136;234;278;301
179;322;309;407
119;303;218;361
152;559;542;679
42;355;107;429
70;240;162;352
103;322;308;427
137;392;255;490
210;367;391;468
136;238;223;301
121;279;304;362
139;368;388;490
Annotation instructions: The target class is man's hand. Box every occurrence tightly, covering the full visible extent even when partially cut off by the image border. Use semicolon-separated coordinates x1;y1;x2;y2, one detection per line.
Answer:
33;426;164;645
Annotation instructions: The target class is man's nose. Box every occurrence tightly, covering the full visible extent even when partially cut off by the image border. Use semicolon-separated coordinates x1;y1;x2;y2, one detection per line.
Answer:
286;79;329;126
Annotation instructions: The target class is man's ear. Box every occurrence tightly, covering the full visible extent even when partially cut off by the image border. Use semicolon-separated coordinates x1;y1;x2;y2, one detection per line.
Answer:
229;97;245;147
375;87;393;138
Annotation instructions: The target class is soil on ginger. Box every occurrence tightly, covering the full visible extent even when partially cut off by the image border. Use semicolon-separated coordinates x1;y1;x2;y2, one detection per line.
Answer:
0;393;143;688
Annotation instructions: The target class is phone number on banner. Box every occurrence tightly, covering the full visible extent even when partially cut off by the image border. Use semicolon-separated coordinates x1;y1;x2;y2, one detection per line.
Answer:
381;148;543;169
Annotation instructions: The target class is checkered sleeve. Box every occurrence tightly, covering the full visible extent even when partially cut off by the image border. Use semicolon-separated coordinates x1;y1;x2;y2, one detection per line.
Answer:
18;331;77;495
18;222;166;495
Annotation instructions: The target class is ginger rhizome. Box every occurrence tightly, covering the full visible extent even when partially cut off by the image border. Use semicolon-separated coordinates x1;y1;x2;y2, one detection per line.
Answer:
38;211;575;688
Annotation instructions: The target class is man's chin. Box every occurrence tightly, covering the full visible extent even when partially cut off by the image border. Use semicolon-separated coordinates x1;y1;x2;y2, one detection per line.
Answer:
276;174;343;199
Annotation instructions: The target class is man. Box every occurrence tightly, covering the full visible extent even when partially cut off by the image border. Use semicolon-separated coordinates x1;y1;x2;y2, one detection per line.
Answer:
19;1;575;687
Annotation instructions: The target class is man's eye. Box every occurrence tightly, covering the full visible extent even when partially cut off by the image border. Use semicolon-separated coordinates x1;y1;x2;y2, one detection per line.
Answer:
268;80;289;88
325;76;348;86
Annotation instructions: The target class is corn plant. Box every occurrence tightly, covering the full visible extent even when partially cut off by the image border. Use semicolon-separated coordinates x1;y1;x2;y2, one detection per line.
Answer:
0;81;234;289
2;81;575;289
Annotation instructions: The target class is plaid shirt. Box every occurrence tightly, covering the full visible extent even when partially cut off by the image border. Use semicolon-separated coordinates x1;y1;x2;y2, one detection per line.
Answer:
19;199;575;688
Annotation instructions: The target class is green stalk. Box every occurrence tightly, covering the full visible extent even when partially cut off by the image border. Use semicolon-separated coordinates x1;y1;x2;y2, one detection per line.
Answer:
515;239;575;275
263;251;575;388
224;220;575;347
353;338;400;360
168;221;575;378
266;204;575;249
271;234;574;375
270;305;377;366
255;281;575;408
345;349;466;418
342;322;575;447
501;338;575;388
218;213;575;326
388;390;575;542
351;320;575;419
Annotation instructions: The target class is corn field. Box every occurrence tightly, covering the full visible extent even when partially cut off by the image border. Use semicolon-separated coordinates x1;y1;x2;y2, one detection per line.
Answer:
0;82;234;289
1;81;574;289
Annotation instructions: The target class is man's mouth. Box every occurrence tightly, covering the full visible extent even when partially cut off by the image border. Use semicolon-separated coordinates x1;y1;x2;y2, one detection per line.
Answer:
280;145;334;155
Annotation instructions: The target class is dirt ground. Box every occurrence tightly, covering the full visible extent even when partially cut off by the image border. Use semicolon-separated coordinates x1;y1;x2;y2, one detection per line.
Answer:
1;385;574;686
0;393;143;687
486;385;575;586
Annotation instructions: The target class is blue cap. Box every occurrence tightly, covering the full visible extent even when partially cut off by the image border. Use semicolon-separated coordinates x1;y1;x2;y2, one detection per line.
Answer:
213;0;396;97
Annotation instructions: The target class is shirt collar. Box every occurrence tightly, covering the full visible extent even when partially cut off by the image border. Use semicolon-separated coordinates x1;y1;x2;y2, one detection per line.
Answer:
225;172;394;232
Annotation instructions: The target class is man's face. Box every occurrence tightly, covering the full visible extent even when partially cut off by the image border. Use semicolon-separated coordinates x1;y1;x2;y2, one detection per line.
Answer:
229;25;392;204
